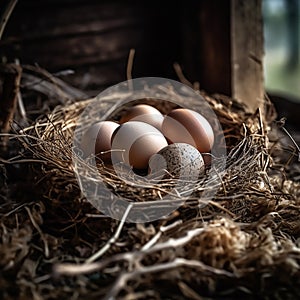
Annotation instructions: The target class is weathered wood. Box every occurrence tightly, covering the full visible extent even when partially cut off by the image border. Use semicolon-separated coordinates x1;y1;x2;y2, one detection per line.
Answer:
231;0;264;112
0;0;264;106
181;0;264;111
0;0;181;91
180;0;232;95
197;0;232;95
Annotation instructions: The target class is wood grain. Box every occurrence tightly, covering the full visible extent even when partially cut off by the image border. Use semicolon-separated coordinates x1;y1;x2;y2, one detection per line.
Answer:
231;0;264;112
0;0;181;92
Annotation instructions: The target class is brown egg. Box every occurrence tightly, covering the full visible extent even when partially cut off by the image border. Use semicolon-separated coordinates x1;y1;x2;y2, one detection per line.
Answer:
81;121;119;161
162;108;214;152
202;153;212;167
111;121;168;169
120;104;164;130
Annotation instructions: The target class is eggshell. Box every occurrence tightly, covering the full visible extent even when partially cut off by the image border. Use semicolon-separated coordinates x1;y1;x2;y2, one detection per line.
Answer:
120;104;164;130
162;108;214;153
81;121;119;161
148;143;205;180
111;121;168;169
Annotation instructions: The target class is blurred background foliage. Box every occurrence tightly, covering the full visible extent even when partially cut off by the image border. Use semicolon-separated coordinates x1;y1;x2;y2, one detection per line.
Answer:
263;0;300;101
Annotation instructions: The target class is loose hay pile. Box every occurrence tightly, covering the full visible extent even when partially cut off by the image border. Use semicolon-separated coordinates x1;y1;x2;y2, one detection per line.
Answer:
0;71;300;300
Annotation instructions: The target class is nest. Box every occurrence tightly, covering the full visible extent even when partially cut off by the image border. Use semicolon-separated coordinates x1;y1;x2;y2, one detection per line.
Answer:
1;68;300;300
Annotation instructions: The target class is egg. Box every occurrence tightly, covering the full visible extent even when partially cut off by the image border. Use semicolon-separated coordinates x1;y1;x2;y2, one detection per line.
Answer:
111;121;168;169
81;121;119;161
148;143;205;180
161;108;214;153
120;104;164;130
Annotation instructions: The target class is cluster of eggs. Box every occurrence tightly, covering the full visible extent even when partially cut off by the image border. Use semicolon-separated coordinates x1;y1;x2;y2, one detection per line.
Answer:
81;104;214;178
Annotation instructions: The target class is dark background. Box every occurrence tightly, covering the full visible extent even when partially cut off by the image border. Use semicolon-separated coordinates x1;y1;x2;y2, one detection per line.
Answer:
0;0;231;95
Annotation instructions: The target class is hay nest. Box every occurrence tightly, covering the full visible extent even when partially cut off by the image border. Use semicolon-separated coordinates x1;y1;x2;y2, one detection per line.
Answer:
1;67;300;300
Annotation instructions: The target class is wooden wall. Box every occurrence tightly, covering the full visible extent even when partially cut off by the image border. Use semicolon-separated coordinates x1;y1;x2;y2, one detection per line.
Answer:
1;0;263;111
1;0;183;93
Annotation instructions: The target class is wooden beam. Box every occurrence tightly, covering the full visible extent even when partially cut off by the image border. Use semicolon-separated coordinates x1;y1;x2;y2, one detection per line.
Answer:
180;0;264;112
197;0;232;96
231;0;264;112
180;0;231;95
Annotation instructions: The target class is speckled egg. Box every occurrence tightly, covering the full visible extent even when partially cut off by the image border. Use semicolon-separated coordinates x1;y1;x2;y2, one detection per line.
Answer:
148;143;205;181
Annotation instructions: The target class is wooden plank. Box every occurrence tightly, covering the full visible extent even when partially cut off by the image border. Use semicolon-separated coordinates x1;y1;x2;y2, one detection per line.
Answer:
6;28;142;68
0;0;181;91
197;0;232;95
231;0;264;112
180;0;232;95
0;0;264;104
180;0;264;112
